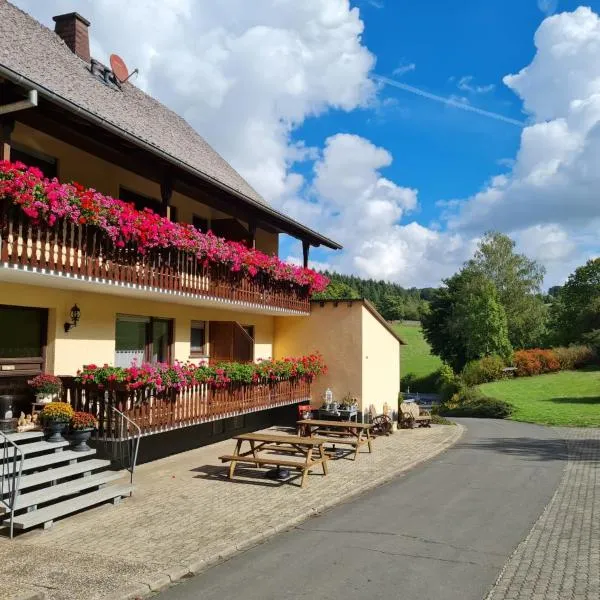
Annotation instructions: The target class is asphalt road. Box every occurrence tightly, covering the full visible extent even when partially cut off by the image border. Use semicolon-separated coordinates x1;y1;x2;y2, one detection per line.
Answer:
158;419;567;600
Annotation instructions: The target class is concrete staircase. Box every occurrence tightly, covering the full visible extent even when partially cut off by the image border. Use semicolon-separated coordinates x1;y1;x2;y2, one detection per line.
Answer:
1;430;132;534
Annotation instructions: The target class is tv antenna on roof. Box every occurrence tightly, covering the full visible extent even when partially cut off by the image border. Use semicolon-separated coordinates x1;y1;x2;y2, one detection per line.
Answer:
109;54;138;84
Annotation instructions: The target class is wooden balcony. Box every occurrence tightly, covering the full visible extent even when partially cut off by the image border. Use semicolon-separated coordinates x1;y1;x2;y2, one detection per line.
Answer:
0;202;311;314
61;377;312;438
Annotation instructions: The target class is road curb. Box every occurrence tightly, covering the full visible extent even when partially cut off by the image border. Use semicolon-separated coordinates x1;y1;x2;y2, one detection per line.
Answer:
105;423;464;599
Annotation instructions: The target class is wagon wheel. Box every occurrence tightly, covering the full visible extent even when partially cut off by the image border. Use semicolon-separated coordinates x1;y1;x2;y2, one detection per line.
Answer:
371;414;393;436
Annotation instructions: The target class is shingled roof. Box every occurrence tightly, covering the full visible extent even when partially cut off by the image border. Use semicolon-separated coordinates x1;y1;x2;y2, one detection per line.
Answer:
0;0;267;208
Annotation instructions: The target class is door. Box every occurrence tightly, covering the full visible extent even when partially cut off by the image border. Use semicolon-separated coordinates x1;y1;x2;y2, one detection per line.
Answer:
115;315;173;367
0;305;47;393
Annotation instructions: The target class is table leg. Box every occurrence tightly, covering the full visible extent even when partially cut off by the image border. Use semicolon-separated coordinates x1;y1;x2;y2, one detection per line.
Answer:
353;432;361;461
250;440;257;459
366;429;373;453
301;448;313;488
319;444;328;475
229;439;242;479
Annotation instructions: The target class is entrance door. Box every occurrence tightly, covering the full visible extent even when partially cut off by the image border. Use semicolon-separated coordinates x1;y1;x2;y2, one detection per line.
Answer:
0;305;48;391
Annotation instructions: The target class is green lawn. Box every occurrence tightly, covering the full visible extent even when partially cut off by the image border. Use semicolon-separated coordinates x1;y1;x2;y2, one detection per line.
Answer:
394;322;442;391
480;369;600;427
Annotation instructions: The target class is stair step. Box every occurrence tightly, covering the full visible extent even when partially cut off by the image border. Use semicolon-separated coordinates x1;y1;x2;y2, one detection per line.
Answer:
1;440;70;458
0;472;124;513
11;484;133;530
2;449;96;474
1;458;112;492
2;431;44;443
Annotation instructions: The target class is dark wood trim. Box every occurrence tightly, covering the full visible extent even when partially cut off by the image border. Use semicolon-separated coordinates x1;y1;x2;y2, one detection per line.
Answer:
302;241;310;269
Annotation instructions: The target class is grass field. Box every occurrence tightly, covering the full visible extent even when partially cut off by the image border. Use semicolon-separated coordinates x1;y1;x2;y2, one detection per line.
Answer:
394;322;442;391
480;368;600;427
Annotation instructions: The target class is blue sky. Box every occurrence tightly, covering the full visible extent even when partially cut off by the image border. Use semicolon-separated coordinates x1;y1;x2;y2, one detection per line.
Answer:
14;0;600;288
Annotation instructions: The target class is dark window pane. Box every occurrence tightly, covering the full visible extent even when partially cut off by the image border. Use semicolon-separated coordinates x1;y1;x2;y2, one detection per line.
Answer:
191;326;206;354
152;319;170;363
193;215;209;232
0;307;43;358
119;187;163;215
11;148;57;179
115;318;147;368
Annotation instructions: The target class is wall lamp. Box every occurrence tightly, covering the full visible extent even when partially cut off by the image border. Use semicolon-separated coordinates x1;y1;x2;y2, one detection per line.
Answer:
64;304;81;333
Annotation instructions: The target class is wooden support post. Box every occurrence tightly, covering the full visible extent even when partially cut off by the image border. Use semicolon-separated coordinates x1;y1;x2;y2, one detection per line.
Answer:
1;117;15;162
160;173;173;220
302;241;310;269
248;221;256;249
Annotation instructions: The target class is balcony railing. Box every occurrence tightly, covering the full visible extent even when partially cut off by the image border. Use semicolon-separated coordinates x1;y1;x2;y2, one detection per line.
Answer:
60;377;312;438
0;202;310;313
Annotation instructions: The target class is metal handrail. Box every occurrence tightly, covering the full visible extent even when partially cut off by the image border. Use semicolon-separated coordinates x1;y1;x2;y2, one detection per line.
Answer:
109;406;141;490
0;431;24;539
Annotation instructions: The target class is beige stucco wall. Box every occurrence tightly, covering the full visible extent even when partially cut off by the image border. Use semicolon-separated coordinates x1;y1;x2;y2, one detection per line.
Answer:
273;303;363;409
361;306;401;416
0;281;274;376
11;123;278;256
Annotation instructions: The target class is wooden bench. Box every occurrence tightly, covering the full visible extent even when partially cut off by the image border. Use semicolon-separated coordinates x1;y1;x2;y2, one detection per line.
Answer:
399;402;431;428
219;432;329;488
297;419;373;460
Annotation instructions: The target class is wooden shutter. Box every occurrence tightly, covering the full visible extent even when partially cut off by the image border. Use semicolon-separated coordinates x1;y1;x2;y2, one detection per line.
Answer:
209;321;254;363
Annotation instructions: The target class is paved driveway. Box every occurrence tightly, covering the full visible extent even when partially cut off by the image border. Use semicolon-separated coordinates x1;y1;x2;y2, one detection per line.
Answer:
159;419;567;600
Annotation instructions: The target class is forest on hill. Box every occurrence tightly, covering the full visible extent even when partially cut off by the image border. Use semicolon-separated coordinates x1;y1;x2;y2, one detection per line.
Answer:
313;271;433;321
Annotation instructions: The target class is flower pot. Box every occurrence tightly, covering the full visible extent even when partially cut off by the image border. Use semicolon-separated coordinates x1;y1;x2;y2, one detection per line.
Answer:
44;421;68;443
69;428;94;452
36;393;57;405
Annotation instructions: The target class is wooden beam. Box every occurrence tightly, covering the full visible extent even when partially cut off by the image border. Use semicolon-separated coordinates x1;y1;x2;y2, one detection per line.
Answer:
248;221;257;249
302;241;310;269
0;117;15;161
160;172;173;220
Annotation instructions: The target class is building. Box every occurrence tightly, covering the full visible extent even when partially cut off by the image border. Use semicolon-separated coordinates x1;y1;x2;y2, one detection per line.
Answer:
0;3;402;458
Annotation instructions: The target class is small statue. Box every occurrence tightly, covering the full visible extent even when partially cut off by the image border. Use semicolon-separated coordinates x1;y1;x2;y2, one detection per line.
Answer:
18;412;26;426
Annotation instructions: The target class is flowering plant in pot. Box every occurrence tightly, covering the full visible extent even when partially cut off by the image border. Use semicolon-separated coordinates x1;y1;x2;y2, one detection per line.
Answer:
69;411;98;452
39;402;74;443
28;373;62;404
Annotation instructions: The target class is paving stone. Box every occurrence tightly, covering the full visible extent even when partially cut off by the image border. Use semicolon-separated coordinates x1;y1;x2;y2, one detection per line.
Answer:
487;427;600;600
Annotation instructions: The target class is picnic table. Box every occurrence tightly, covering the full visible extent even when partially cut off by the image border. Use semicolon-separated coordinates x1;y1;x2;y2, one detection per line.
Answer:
296;419;373;460
219;432;329;488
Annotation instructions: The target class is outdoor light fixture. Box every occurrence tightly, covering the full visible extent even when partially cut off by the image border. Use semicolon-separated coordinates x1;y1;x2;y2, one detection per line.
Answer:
64;304;81;333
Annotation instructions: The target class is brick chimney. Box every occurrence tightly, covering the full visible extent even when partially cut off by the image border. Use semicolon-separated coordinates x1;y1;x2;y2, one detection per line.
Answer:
52;12;91;63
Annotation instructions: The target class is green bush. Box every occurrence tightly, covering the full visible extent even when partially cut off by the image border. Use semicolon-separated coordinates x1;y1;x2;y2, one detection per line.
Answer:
554;345;597;370
435;363;461;401
440;387;513;419
461;355;507;386
431;414;454;425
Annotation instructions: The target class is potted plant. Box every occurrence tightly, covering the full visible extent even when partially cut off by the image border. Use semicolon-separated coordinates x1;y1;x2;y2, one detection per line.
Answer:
69;411;98;452
28;373;62;404
39;402;74;443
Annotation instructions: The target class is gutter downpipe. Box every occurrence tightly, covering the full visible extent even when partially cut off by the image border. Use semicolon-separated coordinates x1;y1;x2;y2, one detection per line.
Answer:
0;64;342;250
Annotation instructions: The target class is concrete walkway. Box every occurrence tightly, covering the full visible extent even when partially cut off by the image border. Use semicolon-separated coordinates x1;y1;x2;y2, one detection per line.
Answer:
0;423;462;600
158;419;568;600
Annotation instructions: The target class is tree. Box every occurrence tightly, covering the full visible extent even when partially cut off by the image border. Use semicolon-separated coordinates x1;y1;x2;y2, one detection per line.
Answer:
422;269;512;372
549;258;600;345
467;232;547;348
313;280;360;300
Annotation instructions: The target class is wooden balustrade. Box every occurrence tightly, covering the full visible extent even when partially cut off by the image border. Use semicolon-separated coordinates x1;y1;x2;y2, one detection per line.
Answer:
60;376;312;439
0;202;310;312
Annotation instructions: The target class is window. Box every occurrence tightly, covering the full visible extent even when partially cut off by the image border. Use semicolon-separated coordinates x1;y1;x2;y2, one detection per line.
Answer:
119;186;179;222
11;147;57;179
190;321;207;357
192;215;209;232
115;315;173;367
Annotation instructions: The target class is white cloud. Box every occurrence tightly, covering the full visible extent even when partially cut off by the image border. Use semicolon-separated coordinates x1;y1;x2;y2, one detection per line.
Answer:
537;0;558;16
446;7;600;283
457;75;495;94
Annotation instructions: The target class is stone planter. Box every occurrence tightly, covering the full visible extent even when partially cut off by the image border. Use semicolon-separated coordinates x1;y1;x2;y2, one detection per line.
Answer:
69;428;94;452
44;421;68;443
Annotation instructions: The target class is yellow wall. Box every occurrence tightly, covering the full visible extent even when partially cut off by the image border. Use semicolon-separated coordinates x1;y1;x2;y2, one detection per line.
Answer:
0;281;274;376
361;306;400;416
274;303;363;408
12;123;278;256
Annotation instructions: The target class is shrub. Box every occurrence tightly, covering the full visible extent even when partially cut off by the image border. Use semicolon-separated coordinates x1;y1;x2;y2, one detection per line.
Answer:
70;411;98;430
39;402;74;424
28;373;62;395
513;349;560;376
440;387;513;419
554;345;597;370
462;355;506;386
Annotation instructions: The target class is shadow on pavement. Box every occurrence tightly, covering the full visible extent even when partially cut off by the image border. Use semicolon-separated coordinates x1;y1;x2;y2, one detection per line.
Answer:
453;435;570;462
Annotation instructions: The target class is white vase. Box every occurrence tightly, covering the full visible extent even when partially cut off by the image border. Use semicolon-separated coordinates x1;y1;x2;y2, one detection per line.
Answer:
36;393;56;405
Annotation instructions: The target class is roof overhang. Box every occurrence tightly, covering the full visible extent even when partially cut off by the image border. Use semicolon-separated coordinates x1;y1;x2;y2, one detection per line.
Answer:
0;65;342;250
